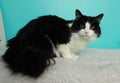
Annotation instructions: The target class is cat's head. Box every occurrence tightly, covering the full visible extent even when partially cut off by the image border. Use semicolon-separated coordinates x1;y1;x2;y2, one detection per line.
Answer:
71;9;104;41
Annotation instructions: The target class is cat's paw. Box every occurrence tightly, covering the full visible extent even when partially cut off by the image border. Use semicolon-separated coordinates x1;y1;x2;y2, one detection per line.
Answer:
62;54;79;60
62;55;79;60
71;54;80;60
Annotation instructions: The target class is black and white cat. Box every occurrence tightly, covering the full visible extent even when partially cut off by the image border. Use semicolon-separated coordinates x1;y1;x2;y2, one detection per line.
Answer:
2;9;104;78
57;10;103;59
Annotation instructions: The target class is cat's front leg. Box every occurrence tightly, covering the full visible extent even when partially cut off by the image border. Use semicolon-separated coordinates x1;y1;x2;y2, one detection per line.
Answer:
57;44;79;59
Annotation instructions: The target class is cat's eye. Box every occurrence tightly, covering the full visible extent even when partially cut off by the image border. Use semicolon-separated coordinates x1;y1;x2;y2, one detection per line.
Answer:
90;26;95;30
80;24;85;28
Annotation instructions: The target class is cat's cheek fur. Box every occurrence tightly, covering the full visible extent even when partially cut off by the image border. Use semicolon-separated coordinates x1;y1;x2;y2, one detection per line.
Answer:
87;30;98;41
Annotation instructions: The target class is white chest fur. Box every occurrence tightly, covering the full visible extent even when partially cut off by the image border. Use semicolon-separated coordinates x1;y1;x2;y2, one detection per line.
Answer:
56;33;89;59
68;33;89;52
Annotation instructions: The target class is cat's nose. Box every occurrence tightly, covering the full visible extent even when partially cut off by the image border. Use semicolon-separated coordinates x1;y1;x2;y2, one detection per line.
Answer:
85;31;88;35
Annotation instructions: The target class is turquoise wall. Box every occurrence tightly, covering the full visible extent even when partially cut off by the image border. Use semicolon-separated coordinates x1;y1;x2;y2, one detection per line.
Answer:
0;0;120;49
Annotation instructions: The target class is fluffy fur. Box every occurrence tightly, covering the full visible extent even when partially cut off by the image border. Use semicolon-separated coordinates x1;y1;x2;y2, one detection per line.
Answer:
2;9;104;78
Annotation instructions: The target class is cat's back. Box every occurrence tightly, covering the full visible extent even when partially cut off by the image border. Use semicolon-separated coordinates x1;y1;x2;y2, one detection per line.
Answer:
37;15;67;25
18;15;68;34
12;15;71;45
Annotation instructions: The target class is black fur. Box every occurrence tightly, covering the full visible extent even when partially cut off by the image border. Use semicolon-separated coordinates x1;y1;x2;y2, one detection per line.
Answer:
71;9;103;37
2;9;103;78
2;15;72;78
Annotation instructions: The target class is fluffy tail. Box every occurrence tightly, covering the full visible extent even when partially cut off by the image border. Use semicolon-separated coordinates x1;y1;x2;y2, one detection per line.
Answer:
2;36;56;78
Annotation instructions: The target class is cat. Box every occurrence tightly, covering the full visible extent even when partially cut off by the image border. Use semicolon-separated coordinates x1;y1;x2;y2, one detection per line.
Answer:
2;9;104;78
57;10;103;59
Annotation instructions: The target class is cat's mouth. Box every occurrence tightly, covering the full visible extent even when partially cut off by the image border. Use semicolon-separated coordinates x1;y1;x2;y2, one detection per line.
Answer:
81;34;90;38
80;35;90;39
81;34;97;41
80;34;93;40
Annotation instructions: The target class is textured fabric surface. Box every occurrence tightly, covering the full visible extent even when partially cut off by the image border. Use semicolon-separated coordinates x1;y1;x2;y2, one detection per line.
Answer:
0;47;120;83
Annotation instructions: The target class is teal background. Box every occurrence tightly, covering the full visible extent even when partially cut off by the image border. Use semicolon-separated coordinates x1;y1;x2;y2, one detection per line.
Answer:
0;0;120;49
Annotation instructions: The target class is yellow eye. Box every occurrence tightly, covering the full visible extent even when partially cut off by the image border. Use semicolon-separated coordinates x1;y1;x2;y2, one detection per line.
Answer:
80;24;84;28
91;26;95;29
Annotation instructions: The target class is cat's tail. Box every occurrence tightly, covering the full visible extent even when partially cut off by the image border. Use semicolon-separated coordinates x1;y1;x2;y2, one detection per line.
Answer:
2;36;56;78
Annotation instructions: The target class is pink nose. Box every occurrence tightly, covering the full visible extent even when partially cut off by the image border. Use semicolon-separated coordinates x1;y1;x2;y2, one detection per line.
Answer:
85;31;88;35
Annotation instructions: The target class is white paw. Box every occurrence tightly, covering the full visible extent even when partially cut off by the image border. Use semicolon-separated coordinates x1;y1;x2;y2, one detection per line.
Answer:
62;54;79;60
71;54;80;60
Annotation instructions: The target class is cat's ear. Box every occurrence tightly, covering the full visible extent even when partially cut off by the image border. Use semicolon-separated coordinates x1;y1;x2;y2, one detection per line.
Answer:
96;14;104;22
75;9;83;18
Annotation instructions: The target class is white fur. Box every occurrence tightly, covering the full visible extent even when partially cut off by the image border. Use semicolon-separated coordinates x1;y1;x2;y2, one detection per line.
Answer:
67;23;73;28
56;22;98;59
85;22;91;30
68;33;90;52
79;22;97;41
57;44;79;59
